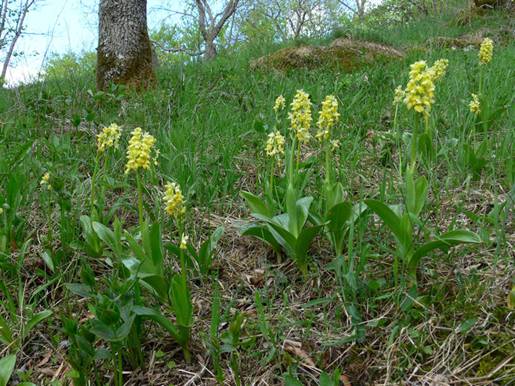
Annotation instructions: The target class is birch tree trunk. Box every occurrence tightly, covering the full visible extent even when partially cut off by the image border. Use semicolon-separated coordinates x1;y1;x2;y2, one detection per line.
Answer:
96;0;155;90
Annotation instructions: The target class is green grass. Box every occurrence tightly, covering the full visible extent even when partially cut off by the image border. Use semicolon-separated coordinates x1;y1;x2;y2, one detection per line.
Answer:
0;5;513;385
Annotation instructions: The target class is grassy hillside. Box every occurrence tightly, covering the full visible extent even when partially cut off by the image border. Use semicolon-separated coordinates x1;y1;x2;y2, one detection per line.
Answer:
0;4;513;385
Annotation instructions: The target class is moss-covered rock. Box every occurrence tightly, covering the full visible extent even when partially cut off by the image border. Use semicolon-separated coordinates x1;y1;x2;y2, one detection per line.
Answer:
454;1;513;26
427;28;514;49
474;0;512;8
250;39;404;72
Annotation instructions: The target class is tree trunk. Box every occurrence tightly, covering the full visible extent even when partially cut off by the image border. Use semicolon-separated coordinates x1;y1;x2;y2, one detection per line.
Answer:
96;0;155;90
355;0;366;19
204;37;217;60
195;0;240;61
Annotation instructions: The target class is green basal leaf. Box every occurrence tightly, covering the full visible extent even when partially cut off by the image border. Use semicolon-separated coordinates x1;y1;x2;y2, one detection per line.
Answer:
365;199;413;253
0;315;14;345
133;306;179;340
240;223;283;254
0;354;16;386
170;274;193;328
241;191;273;217
409;230;481;272
25;310;52;337
284;374;303;386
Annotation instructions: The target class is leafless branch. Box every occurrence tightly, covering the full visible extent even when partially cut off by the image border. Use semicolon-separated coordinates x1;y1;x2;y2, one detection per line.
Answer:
151;39;204;57
1;0;38;79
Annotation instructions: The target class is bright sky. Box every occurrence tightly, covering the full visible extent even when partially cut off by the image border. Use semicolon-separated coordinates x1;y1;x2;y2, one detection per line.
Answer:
5;0;183;86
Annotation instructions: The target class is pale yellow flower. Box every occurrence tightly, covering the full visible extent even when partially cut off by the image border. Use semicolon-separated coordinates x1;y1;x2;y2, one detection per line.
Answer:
315;129;329;142
469;93;480;115
428;59;449;81
403;61;435;116
273;95;286;112
40;172;52;190
125;127;156;174
180;234;189;250
479;38;493;65
409;60;427;79
331;139;340;151
316;95;339;141
97;123;122;152
163;182;186;219
265;131;285;157
289;89;312;143
393;85;405;105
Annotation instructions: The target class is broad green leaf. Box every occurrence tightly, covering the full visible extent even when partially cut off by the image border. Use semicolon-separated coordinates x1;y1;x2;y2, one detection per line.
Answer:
125;232;146;261
198;226;224;274
0;354;16;386
166;243;182;257
410;230;481;272
406;170;428;216
80;215;102;257
114;314;136;341
122;256;168;301
80;263;96;289
265;222;297;256
66;283;93;298
0;315;13;345
350;202;367;223
92;222;117;252
169;275;193;328
241;191;273;217
88;320;115;341
459;318;477;333
284;374;303;386
414;176;428;215
240;224;282;254
327;202;353;255
324;181;345;212
0;282;16;316
286;184;299;236
271;213;290;230
319;372;337;386
209;226;224;249
399;213;413;259
147;223;164;273
294;225;323;265
25;310;52;337
365;200;412;252
142;276;169;301
295;196;313;233
89;313;134;343
40;250;55;272
405;170;416;215
133;306;179;340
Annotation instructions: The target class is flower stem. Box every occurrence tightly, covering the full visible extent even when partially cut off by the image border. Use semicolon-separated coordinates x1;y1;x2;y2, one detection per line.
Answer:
393;105;403;179
269;160;275;200
296;140;301;175
136;172;144;227
410;125;418;173
288;137;297;186
90;152;100;220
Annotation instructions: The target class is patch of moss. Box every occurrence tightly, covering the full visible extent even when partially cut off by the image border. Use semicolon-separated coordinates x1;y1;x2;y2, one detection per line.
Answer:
250;39;404;73
427;27;514;49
